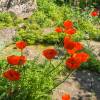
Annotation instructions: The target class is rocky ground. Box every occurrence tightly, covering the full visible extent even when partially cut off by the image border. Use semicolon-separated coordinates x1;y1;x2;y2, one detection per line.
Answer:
52;70;100;100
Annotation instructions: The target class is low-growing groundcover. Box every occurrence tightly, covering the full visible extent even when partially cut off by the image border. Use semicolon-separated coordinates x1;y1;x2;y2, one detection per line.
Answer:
0;20;91;100
18;0;100;43
16;4;100;44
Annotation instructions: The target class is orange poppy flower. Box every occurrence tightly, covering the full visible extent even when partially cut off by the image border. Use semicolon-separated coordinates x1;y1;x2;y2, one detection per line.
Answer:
64;20;73;29
64;28;76;35
3;69;20;81
62;94;71;100
7;55;19;65
66;42;83;54
19;56;27;65
7;55;26;65
91;11;99;17
16;41;27;50
75;52;89;63
66;57;81;70
55;27;63;33
74;42;83;51
43;48;57;60
67;49;76;55
64;37;75;50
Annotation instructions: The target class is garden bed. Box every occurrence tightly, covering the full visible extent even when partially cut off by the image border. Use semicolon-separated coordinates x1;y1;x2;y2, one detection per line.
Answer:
0;0;100;100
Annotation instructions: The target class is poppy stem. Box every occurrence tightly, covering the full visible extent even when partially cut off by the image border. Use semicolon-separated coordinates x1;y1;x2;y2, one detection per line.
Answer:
7;81;14;97
48;70;76;93
45;55;66;76
5;63;9;68
21;49;23;56
50;60;55;69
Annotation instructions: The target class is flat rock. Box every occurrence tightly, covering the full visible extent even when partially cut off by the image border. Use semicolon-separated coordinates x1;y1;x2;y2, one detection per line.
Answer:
82;40;100;60
0;0;37;18
0;28;16;50
42;27;54;34
23;45;54;61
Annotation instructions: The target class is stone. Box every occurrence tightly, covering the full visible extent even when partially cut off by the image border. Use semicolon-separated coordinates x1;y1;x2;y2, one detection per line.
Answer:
0;0;37;18
42;27;54;34
23;45;54;61
0;28;16;50
82;40;100;60
23;45;45;61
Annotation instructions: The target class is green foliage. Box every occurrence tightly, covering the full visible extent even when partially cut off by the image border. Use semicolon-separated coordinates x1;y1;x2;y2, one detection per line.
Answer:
31;11;47;27
81;58;100;73
15;1;99;44
0;0;99;42
42;33;65;44
16;24;65;45
0;58;64;100
80;47;100;73
0;1;99;44
0;45;100;100
0;12;25;29
56;0;100;8
0;12;14;29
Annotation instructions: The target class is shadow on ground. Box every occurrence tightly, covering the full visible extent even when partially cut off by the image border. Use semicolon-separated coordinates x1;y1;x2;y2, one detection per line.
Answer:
52;70;100;100
74;70;100;100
